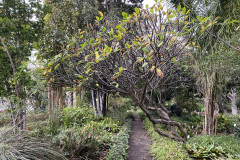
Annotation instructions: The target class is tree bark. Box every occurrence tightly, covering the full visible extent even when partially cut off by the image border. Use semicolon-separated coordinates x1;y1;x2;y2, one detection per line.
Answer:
91;90;98;116
202;74;218;135
48;87;52;115
228;89;238;115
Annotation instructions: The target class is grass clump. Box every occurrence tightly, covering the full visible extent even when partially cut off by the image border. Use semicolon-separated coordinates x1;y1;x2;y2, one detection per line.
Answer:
143;118;191;160
0;133;66;160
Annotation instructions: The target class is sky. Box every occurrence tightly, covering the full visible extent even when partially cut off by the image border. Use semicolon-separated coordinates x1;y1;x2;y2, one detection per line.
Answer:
142;0;171;10
143;0;156;7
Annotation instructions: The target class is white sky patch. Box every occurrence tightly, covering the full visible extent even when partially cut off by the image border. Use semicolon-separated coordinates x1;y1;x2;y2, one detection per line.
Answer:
142;0;172;10
142;0;156;8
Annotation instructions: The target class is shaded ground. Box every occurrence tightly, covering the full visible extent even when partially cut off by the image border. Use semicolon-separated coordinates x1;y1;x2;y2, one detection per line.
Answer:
127;111;152;160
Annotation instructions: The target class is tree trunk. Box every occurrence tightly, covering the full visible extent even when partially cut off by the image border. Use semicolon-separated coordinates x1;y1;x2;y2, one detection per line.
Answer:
68;91;73;106
202;73;218;135
228;89;238;115
91;90;99;116
203;95;217;134
102;92;107;116
48;87;52;115
0;36;24;130
96;90;101;115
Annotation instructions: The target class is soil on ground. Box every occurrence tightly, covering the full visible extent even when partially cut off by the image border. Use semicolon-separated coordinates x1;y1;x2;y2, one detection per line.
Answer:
127;111;152;160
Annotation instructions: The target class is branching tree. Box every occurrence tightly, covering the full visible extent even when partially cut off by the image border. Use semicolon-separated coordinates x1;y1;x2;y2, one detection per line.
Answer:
45;2;216;141
0;0;44;130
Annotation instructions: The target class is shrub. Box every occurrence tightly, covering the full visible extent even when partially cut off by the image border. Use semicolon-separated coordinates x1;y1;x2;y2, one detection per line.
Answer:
53;126;99;158
143;118;190;160
61;106;95;129
137;108;146;121
184;135;240;159
216;113;240;133
106;119;132;160
125;109;135;120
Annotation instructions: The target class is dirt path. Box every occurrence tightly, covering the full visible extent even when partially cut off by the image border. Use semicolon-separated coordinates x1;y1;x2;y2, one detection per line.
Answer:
127;111;152;160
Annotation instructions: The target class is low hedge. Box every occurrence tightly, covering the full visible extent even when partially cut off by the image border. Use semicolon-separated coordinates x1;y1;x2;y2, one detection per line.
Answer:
106;119;132;160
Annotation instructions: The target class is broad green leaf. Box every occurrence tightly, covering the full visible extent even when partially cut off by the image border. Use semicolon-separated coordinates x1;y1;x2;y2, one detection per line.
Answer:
142;47;148;53
119;67;123;73
102;27;106;33
96;16;100;21
54;64;60;70
167;15;174;19
182;7;186;14
78;75;83;78
89;37;94;45
197;16;202;22
177;5;181;13
135;7;140;15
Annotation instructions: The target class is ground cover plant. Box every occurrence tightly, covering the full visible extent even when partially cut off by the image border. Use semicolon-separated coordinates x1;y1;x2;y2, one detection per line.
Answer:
143;118;190;159
184;135;240;159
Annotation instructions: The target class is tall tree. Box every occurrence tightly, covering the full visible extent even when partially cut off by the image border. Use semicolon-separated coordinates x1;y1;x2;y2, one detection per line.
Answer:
0;0;44;130
170;0;240;134
45;2;216;141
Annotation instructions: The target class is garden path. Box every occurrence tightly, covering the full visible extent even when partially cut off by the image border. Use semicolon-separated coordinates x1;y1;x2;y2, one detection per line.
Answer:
127;111;152;160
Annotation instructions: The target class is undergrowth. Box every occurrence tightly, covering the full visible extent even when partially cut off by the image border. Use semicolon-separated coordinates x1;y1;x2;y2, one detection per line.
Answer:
184;135;240;159
106;119;132;160
143;118;191;160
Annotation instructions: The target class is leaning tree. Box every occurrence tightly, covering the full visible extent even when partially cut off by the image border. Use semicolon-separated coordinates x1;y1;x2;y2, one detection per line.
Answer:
45;2;217;141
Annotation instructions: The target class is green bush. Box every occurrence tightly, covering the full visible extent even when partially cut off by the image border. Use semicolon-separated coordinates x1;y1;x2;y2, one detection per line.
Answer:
125;109;135;120
184;135;240;159
106;119;132;160
216;113;239;133
143;118;190;160
61;106;95;129
53;126;99;158
137;108;146;121
172;114;204;136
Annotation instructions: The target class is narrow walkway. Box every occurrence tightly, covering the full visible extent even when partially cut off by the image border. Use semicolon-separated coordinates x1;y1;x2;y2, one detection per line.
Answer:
127;111;152;160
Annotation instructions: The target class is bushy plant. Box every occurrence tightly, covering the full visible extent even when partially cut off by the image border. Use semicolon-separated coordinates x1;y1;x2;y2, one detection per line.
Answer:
216;113;239;133
143;118;190;160
53;126;99;158
137;108;146;121
106;119;132;160
61;106;95;128
125;109;135;120
184;135;240;159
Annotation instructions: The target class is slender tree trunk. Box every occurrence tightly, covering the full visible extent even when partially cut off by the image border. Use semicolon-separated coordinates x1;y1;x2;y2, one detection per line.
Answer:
106;93;109;111
48;87;52;115
0;36;24;130
68;91;73;106
96;90;101;115
228;89;238;115
102;92;107;116
91;90;98;116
